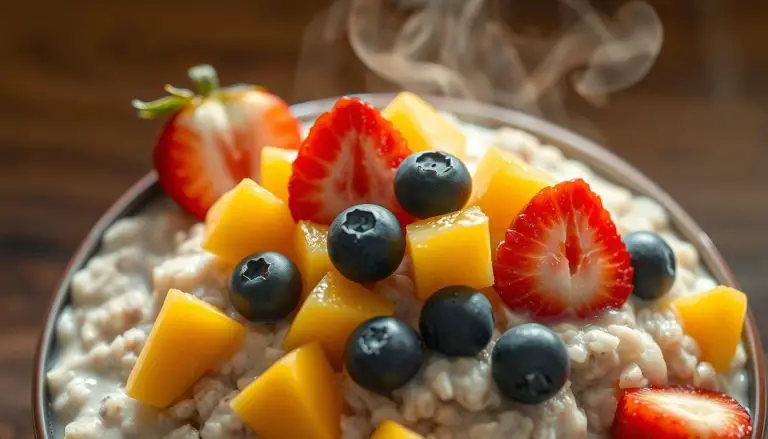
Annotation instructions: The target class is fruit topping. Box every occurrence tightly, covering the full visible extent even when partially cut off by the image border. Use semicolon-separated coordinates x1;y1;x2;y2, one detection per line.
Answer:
672;285;748;372
231;342;342;439
294;221;332;297
493;179;634;320
202;178;294;264
283;271;395;369
472;145;554;239
229;251;302;323
345;316;424;395
394;151;472;219
328;204;406;283
612;386;752;439
491;323;569;405
126;289;246;408
371;420;425;439
419;286;494;357
623;231;676;301
288;97;413;226
382;91;466;159
406;206;494;300
260;146;298;203
133;64;300;219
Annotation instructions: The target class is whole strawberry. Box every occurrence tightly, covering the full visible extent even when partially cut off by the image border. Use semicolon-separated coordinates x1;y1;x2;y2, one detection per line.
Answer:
133;64;301;219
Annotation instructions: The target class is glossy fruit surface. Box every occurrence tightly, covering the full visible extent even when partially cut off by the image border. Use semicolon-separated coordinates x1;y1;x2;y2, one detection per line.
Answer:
229;251;302;323
419;286;494;357
394;151;472;219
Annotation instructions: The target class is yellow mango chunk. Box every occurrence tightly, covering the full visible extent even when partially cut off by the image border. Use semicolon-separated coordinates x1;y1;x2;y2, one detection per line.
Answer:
472;145;554;236
672;285;748;373
283;271;395;369
407;206;494;299
231;342;341;439
382;92;466;159
371;420;425;439
294;221;332;297
203;178;294;264
126;289;246;408
260;146;298;203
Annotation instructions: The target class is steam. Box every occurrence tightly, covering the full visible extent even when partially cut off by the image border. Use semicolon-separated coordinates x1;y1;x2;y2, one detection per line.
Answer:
295;0;663;125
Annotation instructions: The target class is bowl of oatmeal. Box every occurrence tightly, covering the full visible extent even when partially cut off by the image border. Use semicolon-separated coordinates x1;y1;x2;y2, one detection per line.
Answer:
33;88;766;439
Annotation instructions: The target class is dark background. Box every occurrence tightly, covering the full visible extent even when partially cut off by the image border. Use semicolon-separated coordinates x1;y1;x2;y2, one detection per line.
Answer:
0;1;766;437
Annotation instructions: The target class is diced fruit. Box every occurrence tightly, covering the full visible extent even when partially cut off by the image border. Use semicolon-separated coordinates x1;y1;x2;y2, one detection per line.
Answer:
230;342;341;439
283;271;395;369
371;420;425;439
394;151;472;219
345;316;424;395
229;252;302;323
126;289;246;408
472;145;554;236
328;204;405;283
260;146;298;203
288;97;413;226
492;323;569;405
612;386;752;439
493;179;634;319
419;286;494;357
406;206;494;300
382;92;466;159
134;64;300;219
294;221;332;296
672;286;747;372
623;231;676;301
202;178;294;264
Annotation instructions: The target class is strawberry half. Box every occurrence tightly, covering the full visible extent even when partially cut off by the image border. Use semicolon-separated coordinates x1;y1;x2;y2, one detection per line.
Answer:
134;64;301;219
492;178;633;319
613;386;752;439
288;97;413;225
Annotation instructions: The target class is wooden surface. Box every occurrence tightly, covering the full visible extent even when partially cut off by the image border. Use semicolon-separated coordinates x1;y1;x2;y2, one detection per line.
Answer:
0;0;766;438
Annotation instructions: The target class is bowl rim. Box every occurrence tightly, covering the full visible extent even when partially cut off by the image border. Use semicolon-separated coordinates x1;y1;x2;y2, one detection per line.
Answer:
33;93;765;438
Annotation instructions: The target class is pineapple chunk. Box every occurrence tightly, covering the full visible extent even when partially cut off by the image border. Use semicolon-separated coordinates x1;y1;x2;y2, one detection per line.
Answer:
203;178;294;264
472;145;554;236
672;285;747;372
231;342;341;439
126;289;246;408
382;92;466;159
407;206;494;299
294;221;332;297
260;146;298;203
371;420;425;439
283;271;395;369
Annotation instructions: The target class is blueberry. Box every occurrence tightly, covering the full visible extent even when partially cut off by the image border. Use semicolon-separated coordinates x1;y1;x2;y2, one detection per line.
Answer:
394;151;472;219
229;251;302;323
492;323;569;405
419;286;494;357
623;231;676;301
345;316;424;395
328;204;405;283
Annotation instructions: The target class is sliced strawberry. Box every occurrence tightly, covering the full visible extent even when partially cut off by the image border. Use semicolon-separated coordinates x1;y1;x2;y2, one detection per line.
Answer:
613;386;752;439
492;178;633;319
288;97;414;225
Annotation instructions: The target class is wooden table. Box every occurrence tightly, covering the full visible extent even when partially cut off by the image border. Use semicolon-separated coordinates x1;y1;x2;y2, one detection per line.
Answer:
0;0;765;437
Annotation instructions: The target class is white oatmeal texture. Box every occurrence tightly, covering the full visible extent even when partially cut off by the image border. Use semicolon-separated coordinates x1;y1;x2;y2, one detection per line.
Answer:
48;125;750;439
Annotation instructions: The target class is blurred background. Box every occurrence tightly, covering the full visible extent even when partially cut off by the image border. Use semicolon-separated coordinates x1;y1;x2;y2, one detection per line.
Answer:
0;0;766;437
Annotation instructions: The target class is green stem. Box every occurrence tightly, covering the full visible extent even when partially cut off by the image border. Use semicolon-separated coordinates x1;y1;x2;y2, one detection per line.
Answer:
132;95;191;119
188;64;220;97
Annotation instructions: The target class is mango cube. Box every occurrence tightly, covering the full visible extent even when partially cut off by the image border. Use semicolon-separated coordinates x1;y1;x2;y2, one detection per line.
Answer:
203;178;294;264
231;342;341;439
672;285;747;372
472;145;554;236
126;289;246;408
382;92;466;159
407;206;494;299
283;271;395;369
294;221;332;297
260;146;298;203
372;420;425;439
